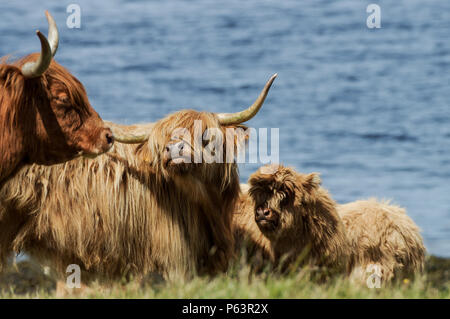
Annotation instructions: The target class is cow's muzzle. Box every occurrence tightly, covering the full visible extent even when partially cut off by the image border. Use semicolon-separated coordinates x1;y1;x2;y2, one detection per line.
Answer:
255;206;279;232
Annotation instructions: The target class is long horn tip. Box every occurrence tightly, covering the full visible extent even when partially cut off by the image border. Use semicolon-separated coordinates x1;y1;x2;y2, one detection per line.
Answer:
35;30;45;40
264;73;277;90
260;73;277;94
43;10;59;57
35;30;47;41
268;73;278;85
44;11;55;26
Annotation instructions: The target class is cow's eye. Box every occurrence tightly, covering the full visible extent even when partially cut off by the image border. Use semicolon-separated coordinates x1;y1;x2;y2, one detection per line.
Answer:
280;196;288;207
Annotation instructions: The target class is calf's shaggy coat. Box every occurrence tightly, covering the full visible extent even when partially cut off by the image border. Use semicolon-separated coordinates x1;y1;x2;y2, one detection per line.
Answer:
233;164;350;273
338;199;425;281
234;165;426;282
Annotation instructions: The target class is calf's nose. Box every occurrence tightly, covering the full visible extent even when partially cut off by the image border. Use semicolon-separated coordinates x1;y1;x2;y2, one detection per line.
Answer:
256;206;272;220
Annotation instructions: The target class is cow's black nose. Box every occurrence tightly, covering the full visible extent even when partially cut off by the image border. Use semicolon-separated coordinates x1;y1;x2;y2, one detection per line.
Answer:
256;206;272;219
100;128;114;152
105;132;114;145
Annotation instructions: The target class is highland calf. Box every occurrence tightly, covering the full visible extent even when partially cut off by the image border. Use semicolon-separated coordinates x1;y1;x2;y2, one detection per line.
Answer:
233;164;425;282
338;199;425;282
0;75;277;283
0;11;113;185
233;164;350;274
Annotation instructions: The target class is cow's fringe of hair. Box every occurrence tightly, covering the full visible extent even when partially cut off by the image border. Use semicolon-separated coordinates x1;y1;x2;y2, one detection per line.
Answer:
1;54;91;114
0;110;241;282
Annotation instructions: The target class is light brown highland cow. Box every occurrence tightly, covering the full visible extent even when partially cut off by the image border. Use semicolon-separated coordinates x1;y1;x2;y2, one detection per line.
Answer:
233;164;426;282
0;75;277;283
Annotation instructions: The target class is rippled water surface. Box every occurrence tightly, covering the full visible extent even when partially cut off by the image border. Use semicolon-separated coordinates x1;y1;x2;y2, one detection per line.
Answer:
1;0;449;256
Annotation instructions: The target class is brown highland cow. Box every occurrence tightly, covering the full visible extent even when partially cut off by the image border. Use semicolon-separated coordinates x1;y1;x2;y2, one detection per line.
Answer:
0;11;114;185
0;75;277;283
234;164;425;282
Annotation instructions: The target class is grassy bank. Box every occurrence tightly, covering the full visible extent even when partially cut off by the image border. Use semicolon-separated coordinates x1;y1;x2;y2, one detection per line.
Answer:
0;255;448;298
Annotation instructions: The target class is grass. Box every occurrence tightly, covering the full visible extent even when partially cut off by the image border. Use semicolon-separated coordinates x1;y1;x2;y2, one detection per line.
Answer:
0;255;448;299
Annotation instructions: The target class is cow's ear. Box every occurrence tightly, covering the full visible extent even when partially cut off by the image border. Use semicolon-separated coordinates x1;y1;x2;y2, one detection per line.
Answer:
235;124;250;141
224;124;250;155
302;173;321;191
224;124;250;143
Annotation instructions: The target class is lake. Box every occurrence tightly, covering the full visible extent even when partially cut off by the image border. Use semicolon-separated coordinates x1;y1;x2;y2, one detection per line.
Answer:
0;0;448;257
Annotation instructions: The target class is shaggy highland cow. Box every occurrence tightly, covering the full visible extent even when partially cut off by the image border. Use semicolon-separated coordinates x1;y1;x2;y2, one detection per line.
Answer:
0;75;277;283
0;11;114;184
233;164;350;273
234;164;425;282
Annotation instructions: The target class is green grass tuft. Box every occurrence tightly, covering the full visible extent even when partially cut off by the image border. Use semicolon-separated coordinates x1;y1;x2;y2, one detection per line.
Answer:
1;255;448;299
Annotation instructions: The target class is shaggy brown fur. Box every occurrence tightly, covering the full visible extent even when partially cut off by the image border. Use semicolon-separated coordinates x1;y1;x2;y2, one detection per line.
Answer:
338;199;425;282
0;110;245;281
0;52;112;185
234;164;426;282
233;164;350;273
233;192;274;271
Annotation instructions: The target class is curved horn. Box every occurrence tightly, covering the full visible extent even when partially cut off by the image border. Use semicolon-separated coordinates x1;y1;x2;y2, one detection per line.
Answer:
105;121;153;144
217;73;277;125
45;11;59;57
21;11;59;78
21;31;52;78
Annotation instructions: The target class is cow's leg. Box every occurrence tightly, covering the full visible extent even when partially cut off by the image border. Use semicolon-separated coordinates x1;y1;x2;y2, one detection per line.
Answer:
0;208;28;272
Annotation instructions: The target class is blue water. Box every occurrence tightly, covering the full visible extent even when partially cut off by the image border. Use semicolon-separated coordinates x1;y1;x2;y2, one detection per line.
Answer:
0;0;449;257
